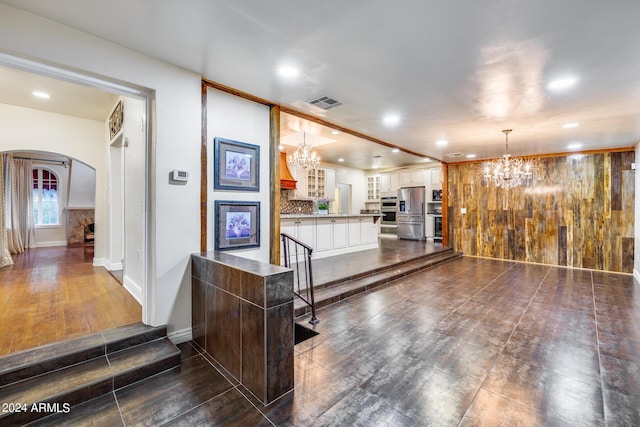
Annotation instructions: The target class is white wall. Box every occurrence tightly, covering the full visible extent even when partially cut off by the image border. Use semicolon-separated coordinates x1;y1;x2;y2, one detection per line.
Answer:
0;104;106;254
122;97;146;301
0;4;202;337
206;88;271;263
332;163;368;214
67;160;96;208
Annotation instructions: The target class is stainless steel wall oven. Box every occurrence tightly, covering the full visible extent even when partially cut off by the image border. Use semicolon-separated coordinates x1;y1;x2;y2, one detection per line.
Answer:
380;196;398;230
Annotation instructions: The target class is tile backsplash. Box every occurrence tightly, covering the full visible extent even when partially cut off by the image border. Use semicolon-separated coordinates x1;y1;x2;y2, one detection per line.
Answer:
280;190;313;214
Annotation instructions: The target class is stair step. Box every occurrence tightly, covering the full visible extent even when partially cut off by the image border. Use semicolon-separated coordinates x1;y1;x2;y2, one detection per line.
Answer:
296;250;462;317
0;329;179;425
0;322;166;387
315;247;457;290
109;338;181;389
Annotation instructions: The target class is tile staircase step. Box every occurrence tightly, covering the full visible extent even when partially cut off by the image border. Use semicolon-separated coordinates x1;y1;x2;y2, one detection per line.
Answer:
0;325;179;425
314;247;457;290
295;249;462;317
0;322;167;387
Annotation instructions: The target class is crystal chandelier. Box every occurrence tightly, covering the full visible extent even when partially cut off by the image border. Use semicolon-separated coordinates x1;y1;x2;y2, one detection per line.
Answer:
482;129;538;189
288;132;320;172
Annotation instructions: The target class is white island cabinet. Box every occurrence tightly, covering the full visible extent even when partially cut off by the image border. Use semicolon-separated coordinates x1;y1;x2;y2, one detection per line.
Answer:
316;217;348;252
280;214;379;259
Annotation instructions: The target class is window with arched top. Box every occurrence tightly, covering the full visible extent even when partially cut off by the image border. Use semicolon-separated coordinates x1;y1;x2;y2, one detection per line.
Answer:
32;168;59;225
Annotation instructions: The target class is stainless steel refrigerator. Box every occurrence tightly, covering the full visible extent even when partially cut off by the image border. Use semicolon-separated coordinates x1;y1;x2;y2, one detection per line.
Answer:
397;186;426;240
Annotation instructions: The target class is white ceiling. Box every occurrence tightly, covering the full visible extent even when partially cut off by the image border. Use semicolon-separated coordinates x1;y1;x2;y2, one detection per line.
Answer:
2;0;640;164
0;65;118;121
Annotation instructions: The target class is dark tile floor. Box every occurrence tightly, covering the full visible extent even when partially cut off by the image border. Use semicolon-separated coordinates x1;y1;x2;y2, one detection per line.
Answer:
33;257;640;426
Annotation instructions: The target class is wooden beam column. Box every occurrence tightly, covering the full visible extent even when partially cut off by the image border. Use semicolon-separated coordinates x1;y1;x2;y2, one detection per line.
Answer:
442;162;449;247
200;81;208;252
270;105;281;265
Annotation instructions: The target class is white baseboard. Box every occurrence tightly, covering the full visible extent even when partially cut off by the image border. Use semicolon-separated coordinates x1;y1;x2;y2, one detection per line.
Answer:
123;275;142;305
93;257;108;267
634;269;640;285
168;327;193;345
36;241;67;248
108;262;123;271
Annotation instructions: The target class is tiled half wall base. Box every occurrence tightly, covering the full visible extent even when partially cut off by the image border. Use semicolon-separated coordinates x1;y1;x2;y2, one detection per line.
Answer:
191;252;294;404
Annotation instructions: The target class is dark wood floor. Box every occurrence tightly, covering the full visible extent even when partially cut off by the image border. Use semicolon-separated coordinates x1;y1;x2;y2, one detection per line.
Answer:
35;256;640;426
0;246;141;356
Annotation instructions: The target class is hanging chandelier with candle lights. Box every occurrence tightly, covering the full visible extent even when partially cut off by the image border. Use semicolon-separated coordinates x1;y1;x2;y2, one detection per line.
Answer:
288;132;320;172
482;129;538;189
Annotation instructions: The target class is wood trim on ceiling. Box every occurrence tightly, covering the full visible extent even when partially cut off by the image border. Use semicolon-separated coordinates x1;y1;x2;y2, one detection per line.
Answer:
447;146;636;165
201;78;439;164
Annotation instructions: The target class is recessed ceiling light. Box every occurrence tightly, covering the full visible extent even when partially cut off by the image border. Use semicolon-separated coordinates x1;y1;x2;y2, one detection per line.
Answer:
382;114;401;126
567;142;583;149
547;76;578;91
436;139;448;146
372;165;379;169
466;154;476;158
277;66;299;77
422;158;432;162
278;144;284;151
32;91;50;99
392;148;400;153
563;122;579;128
331;130;340;135
338;158;344;162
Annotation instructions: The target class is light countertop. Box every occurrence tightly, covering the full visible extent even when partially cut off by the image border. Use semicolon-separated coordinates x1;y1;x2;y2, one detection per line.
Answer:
281;213;381;219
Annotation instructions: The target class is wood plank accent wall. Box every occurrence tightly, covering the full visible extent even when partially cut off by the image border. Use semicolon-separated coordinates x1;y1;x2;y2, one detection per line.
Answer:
447;151;635;273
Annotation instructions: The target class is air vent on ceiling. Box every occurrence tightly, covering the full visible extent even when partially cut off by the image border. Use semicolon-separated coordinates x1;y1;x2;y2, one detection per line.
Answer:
307;96;342;110
446;152;464;158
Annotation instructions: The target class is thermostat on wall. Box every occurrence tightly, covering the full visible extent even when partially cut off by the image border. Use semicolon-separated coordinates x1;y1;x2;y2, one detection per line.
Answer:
171;169;189;182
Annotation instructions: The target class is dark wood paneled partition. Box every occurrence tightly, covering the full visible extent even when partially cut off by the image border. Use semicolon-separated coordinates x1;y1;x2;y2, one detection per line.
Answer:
191;252;294;404
447;150;635;273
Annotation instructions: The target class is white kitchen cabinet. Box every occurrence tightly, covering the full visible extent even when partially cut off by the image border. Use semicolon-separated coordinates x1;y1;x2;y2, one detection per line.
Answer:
360;217;378;244
281;217;315;250
348;218;361;246
316;217;348;252
380;172;400;193
379;173;390;192
425;215;435;238
315;218;333;252
281;215;379;259
348;216;378;246
431;168;443;189
399;168;424;187
332;217;348;249
290;167;335;200
280;217;316;261
366;175;381;201
325;168;336;200
288;168;309;200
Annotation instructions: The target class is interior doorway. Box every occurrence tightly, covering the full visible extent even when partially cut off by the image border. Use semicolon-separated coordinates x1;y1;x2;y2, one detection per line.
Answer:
335;183;351;214
0;54;152;356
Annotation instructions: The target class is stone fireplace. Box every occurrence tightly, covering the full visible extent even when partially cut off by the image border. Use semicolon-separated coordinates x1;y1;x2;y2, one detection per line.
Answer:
66;208;95;247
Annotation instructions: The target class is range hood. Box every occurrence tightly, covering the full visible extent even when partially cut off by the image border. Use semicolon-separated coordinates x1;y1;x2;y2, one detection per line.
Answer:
280;152;297;190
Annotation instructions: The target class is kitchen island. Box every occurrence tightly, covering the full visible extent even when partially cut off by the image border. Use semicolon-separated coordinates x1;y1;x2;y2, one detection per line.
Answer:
280;213;380;259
